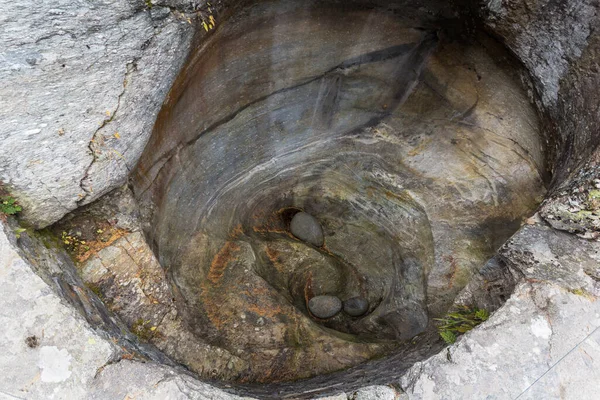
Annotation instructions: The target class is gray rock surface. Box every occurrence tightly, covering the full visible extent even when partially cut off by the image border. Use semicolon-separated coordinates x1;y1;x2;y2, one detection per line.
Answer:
0;0;199;228
90;359;250;400
353;385;405;400
482;0;600;183
0;221;247;400
399;222;600;399
4;215;600;399
343;297;369;317
290;212;325;247
309;295;343;319
483;0;596;108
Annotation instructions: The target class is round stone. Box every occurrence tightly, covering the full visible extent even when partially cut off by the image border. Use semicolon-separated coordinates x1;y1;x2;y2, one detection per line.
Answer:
343;296;369;317
290;212;324;247
308;295;342;319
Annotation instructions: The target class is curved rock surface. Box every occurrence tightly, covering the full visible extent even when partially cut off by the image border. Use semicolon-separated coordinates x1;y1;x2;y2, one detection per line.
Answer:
131;0;546;383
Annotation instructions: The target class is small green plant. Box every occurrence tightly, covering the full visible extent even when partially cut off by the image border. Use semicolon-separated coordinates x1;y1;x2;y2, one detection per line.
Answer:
61;231;90;254
0;196;22;216
131;318;157;342
14;228;27;239
86;282;105;300
435;305;489;344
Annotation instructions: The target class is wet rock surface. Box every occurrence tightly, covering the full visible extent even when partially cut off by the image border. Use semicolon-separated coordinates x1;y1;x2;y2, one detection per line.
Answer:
309;295;343;319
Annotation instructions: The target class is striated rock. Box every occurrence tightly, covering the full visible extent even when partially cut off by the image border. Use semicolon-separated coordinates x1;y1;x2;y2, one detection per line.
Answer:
482;0;600;184
290;212;325;247
0;221;248;400
130;0;546;382
80;231;249;380
309;295;343;319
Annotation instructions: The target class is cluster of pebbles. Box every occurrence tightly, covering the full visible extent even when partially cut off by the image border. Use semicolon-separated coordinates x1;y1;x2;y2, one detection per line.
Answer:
290;212;370;320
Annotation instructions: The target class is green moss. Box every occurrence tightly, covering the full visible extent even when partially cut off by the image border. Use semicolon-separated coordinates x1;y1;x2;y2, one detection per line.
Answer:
144;0;153;9
568;287;595;300
34;228;64;250
589;190;600;200
131;319;155;342
86;282;105;300
435;305;489;344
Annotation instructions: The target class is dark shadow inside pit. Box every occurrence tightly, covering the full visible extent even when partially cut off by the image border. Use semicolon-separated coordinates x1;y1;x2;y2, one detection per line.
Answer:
127;0;548;395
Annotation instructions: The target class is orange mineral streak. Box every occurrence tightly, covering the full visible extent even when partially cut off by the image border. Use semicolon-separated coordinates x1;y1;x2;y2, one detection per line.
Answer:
245;301;285;319
442;253;459;287
265;245;287;274
207;241;241;285
75;227;129;263
229;223;244;239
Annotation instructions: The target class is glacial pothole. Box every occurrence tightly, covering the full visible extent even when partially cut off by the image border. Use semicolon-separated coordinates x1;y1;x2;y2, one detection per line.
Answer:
67;0;547;389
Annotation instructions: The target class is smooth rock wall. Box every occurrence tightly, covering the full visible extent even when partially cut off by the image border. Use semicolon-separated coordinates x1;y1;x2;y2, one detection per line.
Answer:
132;0;546;382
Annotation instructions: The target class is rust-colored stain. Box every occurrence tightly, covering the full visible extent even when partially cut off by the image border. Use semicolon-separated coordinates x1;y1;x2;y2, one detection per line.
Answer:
442;254;458;287
245;302;284;318
74;226;129;263
208;241;241;285
252;207;302;236
252;226;289;235
229;223;244;239
304;271;314;308
265;245;279;262
265;245;286;274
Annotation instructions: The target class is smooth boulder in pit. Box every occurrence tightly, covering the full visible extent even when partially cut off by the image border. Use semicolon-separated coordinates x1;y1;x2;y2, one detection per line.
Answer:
343;296;369;317
308;295;342;319
290;212;324;247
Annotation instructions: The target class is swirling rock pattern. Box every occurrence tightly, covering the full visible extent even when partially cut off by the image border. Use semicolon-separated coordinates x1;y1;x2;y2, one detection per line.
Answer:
132;0;546;383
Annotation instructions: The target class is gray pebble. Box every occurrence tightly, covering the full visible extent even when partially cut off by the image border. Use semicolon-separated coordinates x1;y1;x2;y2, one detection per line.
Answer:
290;212;324;247
343;296;369;317
308;295;342;319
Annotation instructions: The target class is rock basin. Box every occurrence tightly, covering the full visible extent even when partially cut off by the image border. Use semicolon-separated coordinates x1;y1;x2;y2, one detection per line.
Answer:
130;0;546;385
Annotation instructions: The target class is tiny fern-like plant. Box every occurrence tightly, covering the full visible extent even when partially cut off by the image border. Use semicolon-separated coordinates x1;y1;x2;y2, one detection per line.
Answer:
0;196;22;216
435;305;489;344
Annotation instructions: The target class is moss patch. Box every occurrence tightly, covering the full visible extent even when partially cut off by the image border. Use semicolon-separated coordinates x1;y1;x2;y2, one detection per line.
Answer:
435;305;489;344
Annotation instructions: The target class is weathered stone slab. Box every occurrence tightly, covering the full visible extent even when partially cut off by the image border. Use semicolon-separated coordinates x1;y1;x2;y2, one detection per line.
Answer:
399;222;600;399
0;222;115;399
0;222;247;399
0;0;198;228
